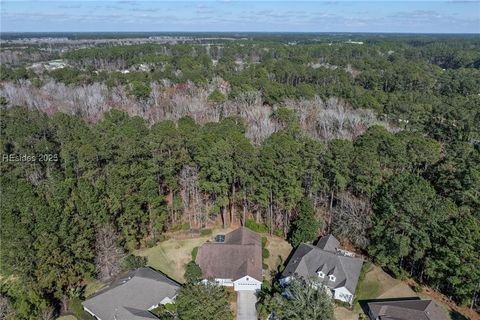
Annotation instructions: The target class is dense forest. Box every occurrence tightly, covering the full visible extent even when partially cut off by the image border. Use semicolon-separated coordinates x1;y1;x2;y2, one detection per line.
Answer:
0;35;479;318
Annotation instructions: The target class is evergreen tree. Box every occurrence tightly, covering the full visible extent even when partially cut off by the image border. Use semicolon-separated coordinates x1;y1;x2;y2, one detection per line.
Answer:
368;173;439;276
184;261;202;284
175;284;233;320
288;198;320;247
271;277;334;320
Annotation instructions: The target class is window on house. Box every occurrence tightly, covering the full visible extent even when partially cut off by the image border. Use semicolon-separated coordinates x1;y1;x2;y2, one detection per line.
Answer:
329;275;336;282
317;271;325;278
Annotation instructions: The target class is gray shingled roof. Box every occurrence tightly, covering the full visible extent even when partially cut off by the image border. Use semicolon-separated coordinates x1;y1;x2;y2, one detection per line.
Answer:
368;300;449;320
82;267;180;320
196;227;262;281
316;234;340;252
282;235;363;293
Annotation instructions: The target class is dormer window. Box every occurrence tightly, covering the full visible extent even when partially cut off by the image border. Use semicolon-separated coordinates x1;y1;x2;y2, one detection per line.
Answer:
317;271;325;278
329;275;336;282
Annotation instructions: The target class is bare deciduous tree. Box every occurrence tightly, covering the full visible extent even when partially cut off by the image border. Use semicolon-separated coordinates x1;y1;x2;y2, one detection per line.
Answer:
38;306;55;320
179;165;202;228
95;224;124;281
331;192;372;249
0;294;14;320
0;80;394;145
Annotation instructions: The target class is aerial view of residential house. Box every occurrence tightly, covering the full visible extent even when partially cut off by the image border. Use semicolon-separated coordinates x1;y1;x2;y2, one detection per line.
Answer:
367;299;449;320
82;267;180;320
196;227;263;291
280;234;363;304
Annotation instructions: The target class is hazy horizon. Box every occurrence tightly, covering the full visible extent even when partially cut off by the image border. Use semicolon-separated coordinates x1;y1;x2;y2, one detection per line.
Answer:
1;0;479;34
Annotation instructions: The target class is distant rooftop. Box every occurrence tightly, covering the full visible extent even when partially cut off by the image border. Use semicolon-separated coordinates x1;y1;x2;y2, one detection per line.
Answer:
82;267;180;320
368;299;449;320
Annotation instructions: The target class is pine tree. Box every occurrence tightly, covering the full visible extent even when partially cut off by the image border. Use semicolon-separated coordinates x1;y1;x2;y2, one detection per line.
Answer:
175;284;233;320
271;277;334;320
288;198;320;247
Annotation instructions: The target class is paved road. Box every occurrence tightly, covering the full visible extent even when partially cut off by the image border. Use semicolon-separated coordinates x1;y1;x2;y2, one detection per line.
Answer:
236;290;258;320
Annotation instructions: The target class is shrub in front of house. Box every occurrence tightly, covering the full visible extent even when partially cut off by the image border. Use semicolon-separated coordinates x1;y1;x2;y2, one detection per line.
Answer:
261;236;268;248
69;298;95;320
122;255;147;270
171;223;190;231
144;239;157;248
245;218;268;233
200;228;212;236
191;247;199;260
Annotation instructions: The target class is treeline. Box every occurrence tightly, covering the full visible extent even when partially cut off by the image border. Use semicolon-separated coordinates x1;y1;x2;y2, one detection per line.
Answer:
1;105;478;317
1;38;479;143
1;36;479;317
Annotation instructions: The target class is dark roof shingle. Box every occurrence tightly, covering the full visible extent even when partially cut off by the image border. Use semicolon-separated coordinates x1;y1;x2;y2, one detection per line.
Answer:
367;300;449;320
82;268;180;320
196;227;262;281
282;235;363;293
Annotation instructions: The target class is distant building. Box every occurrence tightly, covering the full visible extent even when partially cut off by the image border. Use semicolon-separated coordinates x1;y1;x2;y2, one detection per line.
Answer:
280;234;363;304
367;299;449;320
196;227;262;291
82;267;180;320
45;59;67;70
345;39;364;45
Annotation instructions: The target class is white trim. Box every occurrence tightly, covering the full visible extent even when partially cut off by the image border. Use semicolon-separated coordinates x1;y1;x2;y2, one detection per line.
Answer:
333;286;353;303
83;306;99;319
233;275;262;291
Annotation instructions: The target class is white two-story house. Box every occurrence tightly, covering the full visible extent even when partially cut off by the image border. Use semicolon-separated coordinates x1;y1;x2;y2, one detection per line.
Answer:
280;234;363;304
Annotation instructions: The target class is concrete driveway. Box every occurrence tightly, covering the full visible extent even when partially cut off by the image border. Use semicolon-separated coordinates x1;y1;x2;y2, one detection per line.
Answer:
236;290;258;320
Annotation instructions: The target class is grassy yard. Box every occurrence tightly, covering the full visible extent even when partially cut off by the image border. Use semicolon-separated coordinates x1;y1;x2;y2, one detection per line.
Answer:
356;264;415;301
134;228;235;283
134;227;293;283
334;264;418;320
335;264;468;320
84;278;106;298
263;235;292;279
355;264;416;314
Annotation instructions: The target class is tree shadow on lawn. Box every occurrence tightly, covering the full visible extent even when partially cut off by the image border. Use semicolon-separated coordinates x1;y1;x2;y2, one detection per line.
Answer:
449;310;469;320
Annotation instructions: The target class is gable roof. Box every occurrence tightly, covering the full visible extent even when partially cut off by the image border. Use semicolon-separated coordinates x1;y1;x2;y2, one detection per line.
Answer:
196;227;262;281
282;235;363;294
367;300;449;320
316;234;340;252
225;227;261;245
82;267;180;320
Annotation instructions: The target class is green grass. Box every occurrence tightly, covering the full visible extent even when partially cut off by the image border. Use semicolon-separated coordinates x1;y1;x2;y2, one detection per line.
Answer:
68;298;95;320
191;246;199;260
84;278;106;298
245;218;268;233
355;263;382;301
356;277;382;301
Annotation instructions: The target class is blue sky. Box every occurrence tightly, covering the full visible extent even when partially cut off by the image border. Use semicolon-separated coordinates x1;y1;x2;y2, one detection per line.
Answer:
1;1;479;33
